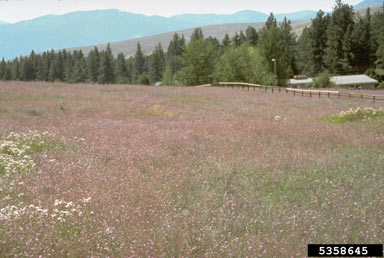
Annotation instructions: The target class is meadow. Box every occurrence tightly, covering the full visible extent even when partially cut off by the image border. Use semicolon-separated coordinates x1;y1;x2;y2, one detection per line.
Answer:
0;81;383;257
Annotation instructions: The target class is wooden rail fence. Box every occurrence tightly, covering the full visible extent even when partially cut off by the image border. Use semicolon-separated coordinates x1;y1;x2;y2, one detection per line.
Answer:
195;82;384;103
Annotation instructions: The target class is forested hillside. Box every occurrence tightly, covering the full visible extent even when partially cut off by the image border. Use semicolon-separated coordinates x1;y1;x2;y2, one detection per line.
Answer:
1;0;383;87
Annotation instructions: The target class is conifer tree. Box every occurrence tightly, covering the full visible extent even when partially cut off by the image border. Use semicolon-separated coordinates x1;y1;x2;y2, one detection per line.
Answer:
71;51;87;83
222;33;231;48
0;58;6;80
98;44;115;84
134;42;145;82
149;43;165;83
245;26;258;46
87;47;100;82
324;0;355;73
191;28;204;41
115;53;129;84
166;33;185;76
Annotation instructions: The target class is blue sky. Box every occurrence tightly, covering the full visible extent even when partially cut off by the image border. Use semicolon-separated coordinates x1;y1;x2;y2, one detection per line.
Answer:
0;0;361;23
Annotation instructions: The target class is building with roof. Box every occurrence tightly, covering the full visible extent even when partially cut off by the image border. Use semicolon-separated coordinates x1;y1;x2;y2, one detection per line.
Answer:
288;74;379;89
330;75;379;89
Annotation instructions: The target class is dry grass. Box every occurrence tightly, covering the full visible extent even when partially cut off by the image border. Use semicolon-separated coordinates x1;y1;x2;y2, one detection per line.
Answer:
1;81;383;257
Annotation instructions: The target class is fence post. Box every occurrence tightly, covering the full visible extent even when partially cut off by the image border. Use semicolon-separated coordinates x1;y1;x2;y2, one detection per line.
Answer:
310;92;312;97
328;92;330;98
373;96;376;103
293;90;296;96
272;88;274;94
318;91;321;98
338;92;341;98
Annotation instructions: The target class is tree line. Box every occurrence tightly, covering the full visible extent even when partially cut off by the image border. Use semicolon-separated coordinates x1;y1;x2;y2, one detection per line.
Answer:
1;0;383;86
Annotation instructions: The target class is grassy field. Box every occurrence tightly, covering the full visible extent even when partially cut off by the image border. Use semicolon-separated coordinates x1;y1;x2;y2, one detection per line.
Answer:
0;81;383;257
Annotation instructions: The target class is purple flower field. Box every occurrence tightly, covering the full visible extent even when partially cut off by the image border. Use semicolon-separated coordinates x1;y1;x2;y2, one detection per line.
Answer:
0;81;383;257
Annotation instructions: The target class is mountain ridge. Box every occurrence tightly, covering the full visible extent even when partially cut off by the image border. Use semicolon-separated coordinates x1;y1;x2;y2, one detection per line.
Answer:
0;8;317;60
0;0;381;60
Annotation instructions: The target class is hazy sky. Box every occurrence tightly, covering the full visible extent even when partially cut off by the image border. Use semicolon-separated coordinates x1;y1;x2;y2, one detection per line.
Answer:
0;0;361;23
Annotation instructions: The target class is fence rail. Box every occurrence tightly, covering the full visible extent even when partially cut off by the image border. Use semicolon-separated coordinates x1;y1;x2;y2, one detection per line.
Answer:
196;82;384;103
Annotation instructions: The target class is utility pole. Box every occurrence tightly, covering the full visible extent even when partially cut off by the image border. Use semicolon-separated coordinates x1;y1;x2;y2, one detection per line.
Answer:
272;58;277;77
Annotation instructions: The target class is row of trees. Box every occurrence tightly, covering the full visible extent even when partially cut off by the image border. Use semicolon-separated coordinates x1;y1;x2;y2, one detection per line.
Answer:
1;0;383;86
297;0;384;77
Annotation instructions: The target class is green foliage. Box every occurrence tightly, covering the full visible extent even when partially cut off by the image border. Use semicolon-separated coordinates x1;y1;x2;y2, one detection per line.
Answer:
214;44;253;82
311;72;335;88
114;53;129;84
329;107;384;123
324;0;355;73
0;131;65;177
373;8;384;68
149;43;165;83
245;26;258;46
98;44;115;84
87;47;100;82
162;65;177;86
134;42;145;81
2;2;383;87
221;33;231;48
138;72;150;85
250;47;278;85
258;14;293;85
177;34;216;86
297;10;329;76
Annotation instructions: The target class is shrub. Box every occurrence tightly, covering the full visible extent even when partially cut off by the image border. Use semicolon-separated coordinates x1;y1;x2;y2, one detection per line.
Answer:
0;131;64;178
329;107;384;123
311;72;335;88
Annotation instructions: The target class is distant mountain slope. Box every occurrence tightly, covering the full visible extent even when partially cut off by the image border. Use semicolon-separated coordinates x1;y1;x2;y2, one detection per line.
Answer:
68;21;310;57
1;0;382;60
0;9;197;60
68;4;383;58
354;0;382;9
0;9;316;60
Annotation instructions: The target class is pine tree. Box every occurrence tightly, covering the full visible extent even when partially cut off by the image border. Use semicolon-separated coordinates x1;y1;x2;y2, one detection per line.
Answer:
239;31;247;45
71;50;87;83
134;42;145;82
149;43;165;83
279;17;297;74
324;0;355;73
0;58;6;80
258;14;293;85
166;33;185;75
64;52;73;83
296;27;312;75
372;7;384;68
191;28;204;41
36;53;49;81
115;53;129;84
232;32;241;47
98;44;115;84
265;13;277;29
87;47;100;82
222;33;231;48
309;10;329;74
245;26;258;46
